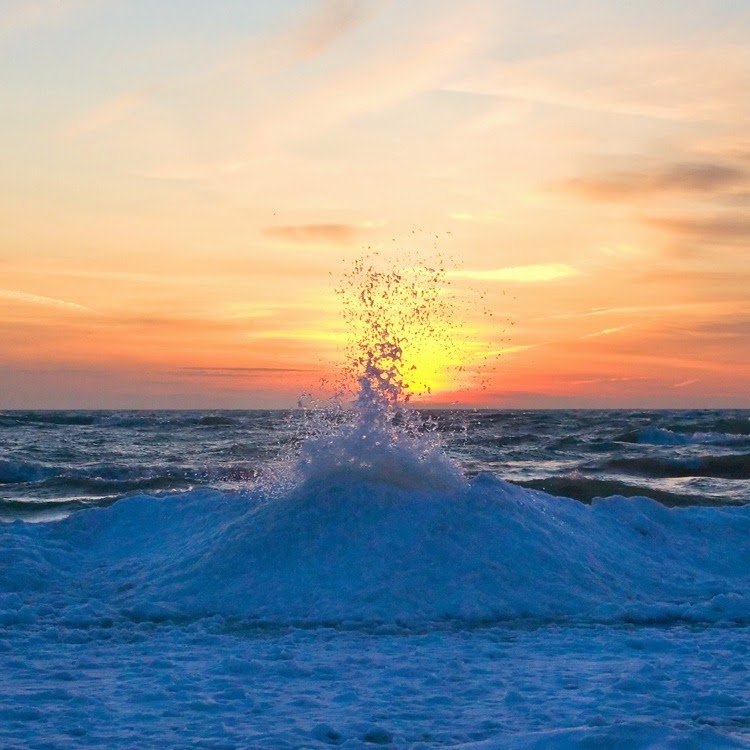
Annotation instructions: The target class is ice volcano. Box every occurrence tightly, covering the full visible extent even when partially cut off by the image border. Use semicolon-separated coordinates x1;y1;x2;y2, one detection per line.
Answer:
2;257;748;630
8;465;748;628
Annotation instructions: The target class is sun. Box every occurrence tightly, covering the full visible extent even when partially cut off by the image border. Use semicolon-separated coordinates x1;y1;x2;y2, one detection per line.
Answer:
337;256;483;402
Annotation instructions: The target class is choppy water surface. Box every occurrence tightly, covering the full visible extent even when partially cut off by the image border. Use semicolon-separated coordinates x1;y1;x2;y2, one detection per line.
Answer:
1;408;747;520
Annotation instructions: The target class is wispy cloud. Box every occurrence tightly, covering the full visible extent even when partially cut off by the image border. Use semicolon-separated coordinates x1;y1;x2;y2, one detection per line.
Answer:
230;0;377;75
450;210;505;223
445;42;750;122
0;0;96;38
180;366;313;375
644;213;750;243
71;91;149;135
263;223;364;244
568;376;648;386
582;325;631;338
251;329;346;344
488;344;536;356
293;0;373;58
0;289;92;312
108;315;251;335
597;244;645;259
451;264;580;283
678;316;750;340
559;162;746;201
545;301;739;320
673;378;700;388
248;5;487;147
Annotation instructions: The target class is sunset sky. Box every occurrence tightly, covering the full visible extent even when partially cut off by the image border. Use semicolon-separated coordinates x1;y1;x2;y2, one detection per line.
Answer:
1;0;748;408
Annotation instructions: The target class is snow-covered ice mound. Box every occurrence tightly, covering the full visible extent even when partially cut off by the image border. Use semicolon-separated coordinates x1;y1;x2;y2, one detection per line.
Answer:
3;471;748;628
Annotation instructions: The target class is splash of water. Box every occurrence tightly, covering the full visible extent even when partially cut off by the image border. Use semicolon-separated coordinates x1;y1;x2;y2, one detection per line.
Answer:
289;255;466;492
340;255;459;404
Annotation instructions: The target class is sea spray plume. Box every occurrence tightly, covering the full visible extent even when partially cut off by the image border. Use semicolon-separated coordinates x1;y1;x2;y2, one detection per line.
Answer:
340;255;461;404
289;255;466;492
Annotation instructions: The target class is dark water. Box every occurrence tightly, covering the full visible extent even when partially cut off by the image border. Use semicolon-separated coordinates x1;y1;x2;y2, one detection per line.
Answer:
1;409;747;521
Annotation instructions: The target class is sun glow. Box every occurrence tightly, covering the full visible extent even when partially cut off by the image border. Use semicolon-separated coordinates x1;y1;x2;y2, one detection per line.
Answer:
337;256;486;402
450;264;580;283
397;323;480;397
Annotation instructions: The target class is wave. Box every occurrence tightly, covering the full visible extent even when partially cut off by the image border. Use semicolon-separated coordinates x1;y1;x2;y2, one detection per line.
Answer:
0;410;252;430
0;412;98;427
0;496;117;518
0;458;259;488
196;415;238;427
606;454;750;480
0;458;54;484
618;426;750;447
2;475;747;628
713;416;750;435
514;477;723;507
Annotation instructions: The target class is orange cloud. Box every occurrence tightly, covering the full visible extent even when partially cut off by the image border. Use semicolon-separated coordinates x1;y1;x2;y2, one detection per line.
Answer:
644;214;750;243
263;224;363;244
181;366;313;375
582;325;631;338
0;289;92;313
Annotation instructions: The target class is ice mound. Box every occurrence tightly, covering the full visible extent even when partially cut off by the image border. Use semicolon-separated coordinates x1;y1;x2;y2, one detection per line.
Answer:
2;474;748;628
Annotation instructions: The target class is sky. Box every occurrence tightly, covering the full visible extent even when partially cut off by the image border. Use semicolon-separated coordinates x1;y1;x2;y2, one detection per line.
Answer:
1;0;749;408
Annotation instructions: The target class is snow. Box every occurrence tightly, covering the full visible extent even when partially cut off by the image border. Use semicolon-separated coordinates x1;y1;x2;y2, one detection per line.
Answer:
1;616;747;748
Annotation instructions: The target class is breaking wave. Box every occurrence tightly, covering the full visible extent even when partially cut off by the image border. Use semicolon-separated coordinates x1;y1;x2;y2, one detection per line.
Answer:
605;454;750;480
619;426;750;447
